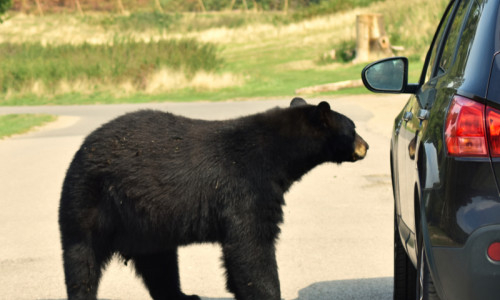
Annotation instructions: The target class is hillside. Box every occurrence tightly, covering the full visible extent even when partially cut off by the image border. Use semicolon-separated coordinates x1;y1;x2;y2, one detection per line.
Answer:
0;0;448;105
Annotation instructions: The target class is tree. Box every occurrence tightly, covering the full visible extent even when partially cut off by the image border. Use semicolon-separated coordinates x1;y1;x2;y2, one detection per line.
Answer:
197;0;206;12
154;0;164;12
0;0;12;22
75;0;84;15
35;0;43;16
116;0;125;14
228;0;248;11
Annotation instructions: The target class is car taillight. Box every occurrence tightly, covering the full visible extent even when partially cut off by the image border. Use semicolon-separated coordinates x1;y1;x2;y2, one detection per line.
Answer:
445;96;488;157
445;95;500;157
486;107;500;157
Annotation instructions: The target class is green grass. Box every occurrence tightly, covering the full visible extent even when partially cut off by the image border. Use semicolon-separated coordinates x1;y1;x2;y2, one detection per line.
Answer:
0;0;447;105
384;0;448;54
0;59;424;106
0;41;426;106
286;0;385;22
159;0;383;15
0;114;57;139
84;11;182;32
0;39;222;95
77;0;384;33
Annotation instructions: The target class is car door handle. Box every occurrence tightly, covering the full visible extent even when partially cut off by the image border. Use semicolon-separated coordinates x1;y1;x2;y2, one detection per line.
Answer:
417;109;429;121
403;111;413;122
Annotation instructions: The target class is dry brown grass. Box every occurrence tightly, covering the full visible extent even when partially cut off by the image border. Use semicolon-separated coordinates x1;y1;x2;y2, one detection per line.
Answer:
2;69;244;98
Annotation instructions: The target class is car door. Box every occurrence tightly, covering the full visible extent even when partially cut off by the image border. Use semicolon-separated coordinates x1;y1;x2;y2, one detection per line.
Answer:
395;0;459;262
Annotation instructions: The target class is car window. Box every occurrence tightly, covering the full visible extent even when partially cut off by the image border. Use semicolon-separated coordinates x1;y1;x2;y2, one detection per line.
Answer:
423;1;456;83
437;0;470;75
454;0;481;73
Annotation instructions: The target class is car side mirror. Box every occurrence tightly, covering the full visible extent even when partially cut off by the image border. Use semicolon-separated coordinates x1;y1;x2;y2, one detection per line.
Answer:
362;57;418;94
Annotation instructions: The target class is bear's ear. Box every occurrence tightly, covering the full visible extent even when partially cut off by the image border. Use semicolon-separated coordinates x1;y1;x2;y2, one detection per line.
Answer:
317;101;331;112
290;97;307;107
316;101;333;127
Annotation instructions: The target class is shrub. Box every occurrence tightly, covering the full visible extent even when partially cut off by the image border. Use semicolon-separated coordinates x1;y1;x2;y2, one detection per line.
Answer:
317;39;356;65
0;0;11;22
0;39;223;93
85;11;182;32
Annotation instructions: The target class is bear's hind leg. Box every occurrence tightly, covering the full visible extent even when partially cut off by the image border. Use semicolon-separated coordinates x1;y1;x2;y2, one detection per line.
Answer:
62;238;112;300
131;249;200;300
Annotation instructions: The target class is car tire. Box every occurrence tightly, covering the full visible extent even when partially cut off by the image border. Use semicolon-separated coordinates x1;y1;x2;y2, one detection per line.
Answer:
394;212;417;300
416;233;440;300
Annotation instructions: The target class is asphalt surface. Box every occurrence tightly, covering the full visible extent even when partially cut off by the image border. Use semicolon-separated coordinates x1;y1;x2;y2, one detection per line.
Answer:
0;94;408;300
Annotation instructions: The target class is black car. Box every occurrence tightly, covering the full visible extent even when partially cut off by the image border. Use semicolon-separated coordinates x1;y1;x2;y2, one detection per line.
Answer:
361;0;500;299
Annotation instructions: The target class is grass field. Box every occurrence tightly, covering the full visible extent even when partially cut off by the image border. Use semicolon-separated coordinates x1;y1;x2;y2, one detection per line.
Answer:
0;0;447;106
0;39;222;93
0;114;57;139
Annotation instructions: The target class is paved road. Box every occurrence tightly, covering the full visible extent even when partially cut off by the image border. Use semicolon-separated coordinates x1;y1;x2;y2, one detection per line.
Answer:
0;94;407;300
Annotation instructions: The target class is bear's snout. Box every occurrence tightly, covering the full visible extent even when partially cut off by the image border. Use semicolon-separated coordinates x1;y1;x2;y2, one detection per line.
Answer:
352;133;369;161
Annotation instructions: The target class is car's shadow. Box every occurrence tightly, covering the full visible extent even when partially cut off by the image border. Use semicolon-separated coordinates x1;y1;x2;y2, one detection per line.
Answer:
199;276;392;300
294;277;393;300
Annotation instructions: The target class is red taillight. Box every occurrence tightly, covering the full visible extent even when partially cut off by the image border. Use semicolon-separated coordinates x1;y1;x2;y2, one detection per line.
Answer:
487;242;500;262
486;107;500;157
445;95;500;157
445;96;488;157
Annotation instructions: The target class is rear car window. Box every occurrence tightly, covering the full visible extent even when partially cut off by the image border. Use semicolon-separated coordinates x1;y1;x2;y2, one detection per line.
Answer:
454;0;481;73
438;0;470;75
424;2;455;82
487;54;500;102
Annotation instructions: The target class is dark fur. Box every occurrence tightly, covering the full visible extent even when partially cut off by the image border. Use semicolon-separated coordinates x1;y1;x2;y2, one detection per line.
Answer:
59;98;368;300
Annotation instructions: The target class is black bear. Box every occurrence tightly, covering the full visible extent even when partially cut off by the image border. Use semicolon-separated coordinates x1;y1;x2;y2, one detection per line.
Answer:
59;97;368;300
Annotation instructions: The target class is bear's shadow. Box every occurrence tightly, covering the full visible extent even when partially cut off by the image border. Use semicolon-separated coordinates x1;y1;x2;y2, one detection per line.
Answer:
201;276;392;300
38;277;392;300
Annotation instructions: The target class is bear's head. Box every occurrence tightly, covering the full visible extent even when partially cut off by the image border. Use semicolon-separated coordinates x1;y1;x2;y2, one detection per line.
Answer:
290;97;369;163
